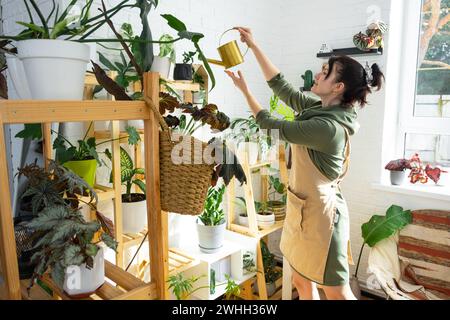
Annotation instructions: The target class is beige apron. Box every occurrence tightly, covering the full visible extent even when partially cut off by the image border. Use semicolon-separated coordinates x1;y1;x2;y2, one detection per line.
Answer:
280;124;353;284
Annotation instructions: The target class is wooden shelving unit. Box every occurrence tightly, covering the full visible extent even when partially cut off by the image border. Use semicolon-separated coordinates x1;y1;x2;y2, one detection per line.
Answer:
0;72;167;300
226;143;289;300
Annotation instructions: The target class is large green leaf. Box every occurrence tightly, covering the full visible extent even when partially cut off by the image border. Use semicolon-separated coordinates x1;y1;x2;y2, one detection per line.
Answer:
15;123;42;140
64;244;85;267
361;205;412;247
161;14;186;32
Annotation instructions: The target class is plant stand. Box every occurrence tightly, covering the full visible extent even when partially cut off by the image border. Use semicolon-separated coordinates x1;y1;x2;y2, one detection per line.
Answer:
226;144;288;300
0;72;167;300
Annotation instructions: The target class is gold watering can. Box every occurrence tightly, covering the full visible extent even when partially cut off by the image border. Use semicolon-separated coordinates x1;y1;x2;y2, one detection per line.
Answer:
207;29;249;69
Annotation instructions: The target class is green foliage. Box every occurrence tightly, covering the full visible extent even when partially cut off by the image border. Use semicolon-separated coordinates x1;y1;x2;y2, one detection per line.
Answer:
269;95;295;121
243;252;256;273
161;14;215;92
223;274;240;300
0;0;133;41
260;240;281;283
158;34;176;64
361;205;412;247
105;146;146;201
98;51;138;91
268;176;287;204
198;186;226;226
167;273;203;300
53;122;140;165
182;51;197;64
18;161;118;291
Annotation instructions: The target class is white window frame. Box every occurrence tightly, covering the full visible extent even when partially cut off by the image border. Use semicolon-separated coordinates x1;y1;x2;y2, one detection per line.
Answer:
396;0;450;159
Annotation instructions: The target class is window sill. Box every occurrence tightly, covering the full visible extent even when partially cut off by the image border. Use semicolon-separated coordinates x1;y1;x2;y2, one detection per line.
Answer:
371;182;450;202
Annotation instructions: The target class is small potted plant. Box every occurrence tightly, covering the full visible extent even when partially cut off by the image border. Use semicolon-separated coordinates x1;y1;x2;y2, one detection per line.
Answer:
384;158;411;185
229;116;269;165
234;197;249;227
196;186;227;253
255;201;275;229
267;176;287;221
173;51;196;80
151;33;176;79
106;147;146;235
243;251;256;275
53;123;140;187
19;161;118;298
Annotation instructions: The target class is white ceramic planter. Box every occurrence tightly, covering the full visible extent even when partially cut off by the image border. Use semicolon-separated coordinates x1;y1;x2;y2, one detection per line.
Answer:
150;56;172;79
238;213;249;227
6;39;90;100
238;142;259;165
256;212;275;229
63;247;105;297
196;220;226;254
390;170;406;185
122;196;147;234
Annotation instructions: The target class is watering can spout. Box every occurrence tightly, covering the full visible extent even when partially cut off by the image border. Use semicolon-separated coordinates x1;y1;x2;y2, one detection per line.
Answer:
206;59;226;67
6;55;32;99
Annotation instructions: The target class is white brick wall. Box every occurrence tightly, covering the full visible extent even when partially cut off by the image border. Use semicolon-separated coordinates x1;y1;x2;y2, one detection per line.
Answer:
3;0;448;298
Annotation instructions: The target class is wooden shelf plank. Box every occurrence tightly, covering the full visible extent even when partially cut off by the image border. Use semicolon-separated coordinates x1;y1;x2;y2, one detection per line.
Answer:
78;184;115;203
105;260;145;291
20;280;52;300
229;220;284;239
249;161;272;170
94;129;144;141
0;100;149;124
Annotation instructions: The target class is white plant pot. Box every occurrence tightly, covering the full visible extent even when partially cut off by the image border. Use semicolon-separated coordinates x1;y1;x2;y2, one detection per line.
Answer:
196;220;226;254
239;142;259;165
256;212;275;229
150;56;172;79
122;196;147;235
238;213;249;227
6;39;90;100
390;170;406;185
63;247;105;297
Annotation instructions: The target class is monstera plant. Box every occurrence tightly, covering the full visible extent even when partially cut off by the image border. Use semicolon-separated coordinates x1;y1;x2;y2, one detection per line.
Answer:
351;205;412;297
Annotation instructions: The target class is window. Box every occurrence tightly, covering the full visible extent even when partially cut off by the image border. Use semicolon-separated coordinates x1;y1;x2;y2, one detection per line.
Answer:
398;0;450;168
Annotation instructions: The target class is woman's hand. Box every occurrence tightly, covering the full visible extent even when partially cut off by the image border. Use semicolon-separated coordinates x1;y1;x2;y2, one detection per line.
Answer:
233;27;256;49
225;70;249;95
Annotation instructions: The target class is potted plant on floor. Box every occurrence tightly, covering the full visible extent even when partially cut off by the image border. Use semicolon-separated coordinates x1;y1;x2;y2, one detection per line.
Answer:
352;205;412;299
18;160;118;298
384;157;411;185
151;33;176;79
254;240;281;297
196;186;227;253
106;147;146;235
174;51;195;80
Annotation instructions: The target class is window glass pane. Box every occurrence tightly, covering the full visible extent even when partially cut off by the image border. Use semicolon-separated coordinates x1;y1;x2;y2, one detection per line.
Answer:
414;0;450;118
404;133;450;167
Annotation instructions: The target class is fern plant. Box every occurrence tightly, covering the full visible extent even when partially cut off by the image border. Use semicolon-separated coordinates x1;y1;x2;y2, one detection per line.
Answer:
17;161;118;292
105;146;146;203
198;186;226;226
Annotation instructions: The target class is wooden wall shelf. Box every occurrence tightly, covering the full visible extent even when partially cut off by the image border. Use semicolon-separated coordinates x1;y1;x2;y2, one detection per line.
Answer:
317;47;383;58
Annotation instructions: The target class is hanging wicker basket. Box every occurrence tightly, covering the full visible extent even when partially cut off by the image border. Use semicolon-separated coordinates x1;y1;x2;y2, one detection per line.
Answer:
145;98;215;215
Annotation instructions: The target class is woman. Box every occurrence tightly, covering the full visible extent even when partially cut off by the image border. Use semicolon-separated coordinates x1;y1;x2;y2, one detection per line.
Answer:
226;27;384;300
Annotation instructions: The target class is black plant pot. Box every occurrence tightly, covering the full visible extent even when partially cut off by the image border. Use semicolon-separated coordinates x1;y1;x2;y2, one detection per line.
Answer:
14;214;39;280
173;63;193;80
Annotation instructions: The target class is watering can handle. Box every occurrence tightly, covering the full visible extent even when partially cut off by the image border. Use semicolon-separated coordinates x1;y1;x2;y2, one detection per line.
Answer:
219;28;249;57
